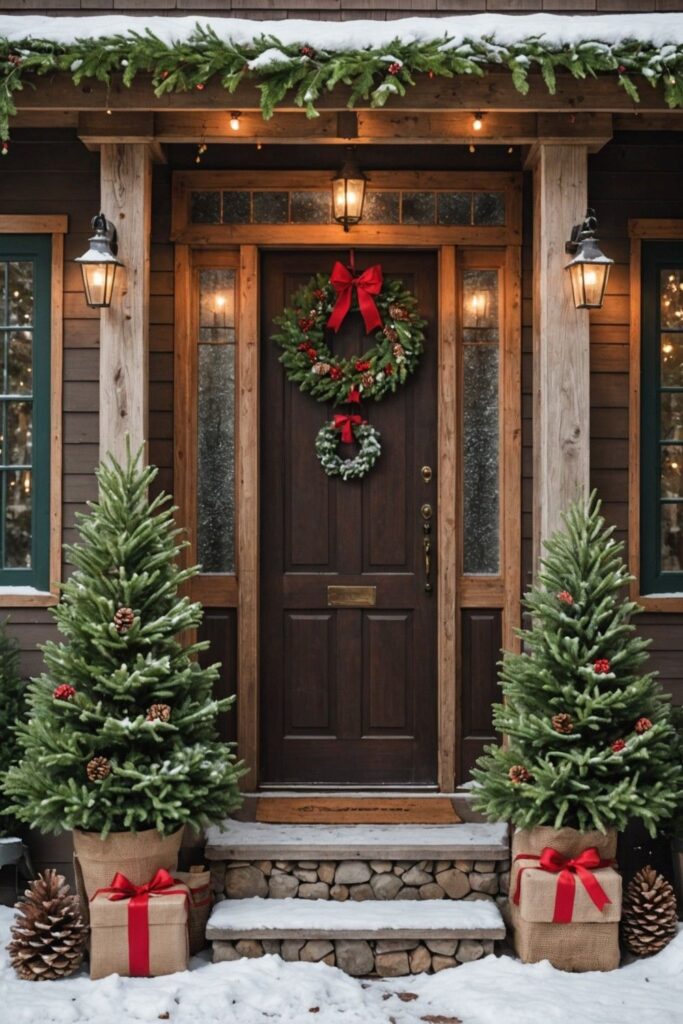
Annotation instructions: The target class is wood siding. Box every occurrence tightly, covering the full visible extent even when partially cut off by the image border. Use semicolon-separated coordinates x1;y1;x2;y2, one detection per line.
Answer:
1;2;679;18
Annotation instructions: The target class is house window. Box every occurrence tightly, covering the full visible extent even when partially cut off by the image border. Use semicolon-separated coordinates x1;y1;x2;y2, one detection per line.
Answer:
0;235;52;590
641;241;683;594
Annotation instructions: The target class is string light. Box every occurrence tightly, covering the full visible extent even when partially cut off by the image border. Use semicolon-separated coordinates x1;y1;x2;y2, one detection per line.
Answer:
468;144;476;154
472;112;483;132
508;146;514;155
230;111;241;132
195;142;208;164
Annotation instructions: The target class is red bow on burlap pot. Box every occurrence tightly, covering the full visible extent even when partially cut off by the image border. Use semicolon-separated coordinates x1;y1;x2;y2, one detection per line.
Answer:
333;413;364;444
327;262;383;334
513;846;613;924
93;868;188;976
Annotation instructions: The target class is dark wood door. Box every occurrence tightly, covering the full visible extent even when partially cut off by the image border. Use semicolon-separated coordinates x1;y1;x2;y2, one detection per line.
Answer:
260;250;438;786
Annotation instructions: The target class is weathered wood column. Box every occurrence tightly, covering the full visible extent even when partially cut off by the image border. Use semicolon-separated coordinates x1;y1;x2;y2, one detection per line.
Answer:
528;144;590;568
99;143;152;462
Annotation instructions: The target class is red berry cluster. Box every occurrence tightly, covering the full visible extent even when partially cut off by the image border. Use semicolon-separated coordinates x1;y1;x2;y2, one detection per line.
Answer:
557;590;574;605
0;143;8;157
330;367;343;381
384;364;394;376
313;288;326;301
635;717;652;734
611;738;626;753
160;70;170;80
593;658;611;674
355;360;371;372
300;45;315;58
298;315;316;333
53;684;76;701
387;62;402;76
618;64;627;74
297;341;317;361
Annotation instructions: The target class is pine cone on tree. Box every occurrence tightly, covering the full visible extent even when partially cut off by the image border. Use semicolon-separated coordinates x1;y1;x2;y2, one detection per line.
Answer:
551;712;574;735
86;755;111;782
508;764;532;784
621;866;678;957
113;606;135;633
146;703;171;722
8;870;87;980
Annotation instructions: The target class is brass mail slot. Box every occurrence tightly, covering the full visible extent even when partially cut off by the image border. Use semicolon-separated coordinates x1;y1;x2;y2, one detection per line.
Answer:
327;585;377;608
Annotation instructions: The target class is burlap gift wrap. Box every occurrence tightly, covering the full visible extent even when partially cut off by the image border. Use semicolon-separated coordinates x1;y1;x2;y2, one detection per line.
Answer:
510;825;621;972
174;866;212;954
73;826;184;914
89;870;189;980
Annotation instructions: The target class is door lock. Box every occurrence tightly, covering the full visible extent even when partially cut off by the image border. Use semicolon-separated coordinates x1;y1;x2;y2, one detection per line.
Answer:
421;465;433;484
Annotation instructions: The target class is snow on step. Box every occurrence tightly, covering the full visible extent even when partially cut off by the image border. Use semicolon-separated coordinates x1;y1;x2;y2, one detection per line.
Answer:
205;821;508;861
207;897;506;942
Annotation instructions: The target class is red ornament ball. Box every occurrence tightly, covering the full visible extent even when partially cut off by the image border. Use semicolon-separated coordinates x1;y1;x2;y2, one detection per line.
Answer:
635;717;653;734
557;590;574;605
388;62;402;76
53;684;76;701
593;658;611;675
611;738;626;753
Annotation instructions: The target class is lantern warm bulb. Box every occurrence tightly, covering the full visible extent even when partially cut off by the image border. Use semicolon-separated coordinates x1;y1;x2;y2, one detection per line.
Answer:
230;112;241;131
472;112;483;132
215;295;226;310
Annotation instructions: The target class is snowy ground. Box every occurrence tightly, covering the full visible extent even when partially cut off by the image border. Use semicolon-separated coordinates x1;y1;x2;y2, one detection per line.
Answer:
0;906;682;1024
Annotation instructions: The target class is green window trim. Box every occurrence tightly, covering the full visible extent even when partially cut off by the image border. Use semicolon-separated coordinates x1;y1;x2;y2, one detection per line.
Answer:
641;241;683;595
0;235;51;590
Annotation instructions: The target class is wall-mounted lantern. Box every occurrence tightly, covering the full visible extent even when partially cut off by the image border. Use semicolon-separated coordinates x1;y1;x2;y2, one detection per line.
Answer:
75;213;123;309
332;147;367;233
564;208;613;310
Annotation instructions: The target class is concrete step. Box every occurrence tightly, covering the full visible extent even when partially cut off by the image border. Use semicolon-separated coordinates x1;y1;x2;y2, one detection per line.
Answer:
207;896;506;942
205;820;509;862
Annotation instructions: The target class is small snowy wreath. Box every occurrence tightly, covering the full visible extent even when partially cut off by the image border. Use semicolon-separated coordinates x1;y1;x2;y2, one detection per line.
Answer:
273;271;425;406
315;421;382;481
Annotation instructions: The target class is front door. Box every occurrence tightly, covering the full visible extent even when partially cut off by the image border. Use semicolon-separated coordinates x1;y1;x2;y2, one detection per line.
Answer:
260;250;438;786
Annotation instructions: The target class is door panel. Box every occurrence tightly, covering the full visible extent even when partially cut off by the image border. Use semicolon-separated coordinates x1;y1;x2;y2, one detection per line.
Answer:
260;249;438;786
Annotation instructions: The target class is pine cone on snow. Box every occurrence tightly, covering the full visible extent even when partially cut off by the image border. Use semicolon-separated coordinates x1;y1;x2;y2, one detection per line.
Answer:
551;712;574;734
621;866;678;957
86;755;111;782
8;870;87;980
113;606;135;633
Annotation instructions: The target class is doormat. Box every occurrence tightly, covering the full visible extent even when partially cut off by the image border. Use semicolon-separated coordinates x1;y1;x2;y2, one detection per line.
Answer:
254;797;462;825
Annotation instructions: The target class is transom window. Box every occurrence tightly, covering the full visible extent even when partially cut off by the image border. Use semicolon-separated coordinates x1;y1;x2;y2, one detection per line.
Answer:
641;241;683;594
0;236;51;588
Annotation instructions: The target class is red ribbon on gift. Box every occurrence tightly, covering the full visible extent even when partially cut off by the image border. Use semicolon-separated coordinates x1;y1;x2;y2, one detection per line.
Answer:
513;847;613;924
93;868;188;976
333;413;363;444
327;262;383;334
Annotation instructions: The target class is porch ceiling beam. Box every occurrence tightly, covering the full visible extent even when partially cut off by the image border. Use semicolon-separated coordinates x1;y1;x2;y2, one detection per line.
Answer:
76;111;613;150
13;70;683;114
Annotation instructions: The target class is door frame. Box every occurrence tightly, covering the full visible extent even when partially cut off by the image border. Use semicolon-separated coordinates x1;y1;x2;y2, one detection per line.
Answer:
172;170;522;792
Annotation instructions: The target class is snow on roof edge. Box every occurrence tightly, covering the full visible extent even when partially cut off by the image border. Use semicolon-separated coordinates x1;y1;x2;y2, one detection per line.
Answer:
2;13;683;51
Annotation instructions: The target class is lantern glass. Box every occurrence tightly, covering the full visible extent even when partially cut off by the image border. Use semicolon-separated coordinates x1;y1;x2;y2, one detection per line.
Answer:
79;261;119;309
332;176;366;228
568;259;611;310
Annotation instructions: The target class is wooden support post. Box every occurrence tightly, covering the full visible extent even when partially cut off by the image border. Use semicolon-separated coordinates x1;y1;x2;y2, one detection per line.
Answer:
99;143;152;462
528;144;590;570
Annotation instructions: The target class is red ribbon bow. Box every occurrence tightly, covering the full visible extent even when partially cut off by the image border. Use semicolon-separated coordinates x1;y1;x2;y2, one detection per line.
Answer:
94;868;188;976
333;413;363;444
513;847;612;924
327;262;383;334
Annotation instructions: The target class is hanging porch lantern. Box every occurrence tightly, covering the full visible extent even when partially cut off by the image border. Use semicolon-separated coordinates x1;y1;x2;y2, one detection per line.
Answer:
75;213;123;309
332;147;367;232
564;208;613;310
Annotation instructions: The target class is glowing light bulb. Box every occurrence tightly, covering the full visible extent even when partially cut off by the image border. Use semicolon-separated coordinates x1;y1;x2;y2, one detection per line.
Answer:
472;112;483;132
215;295;226;310
583;269;598;287
230;112;241;132
92;269;105;288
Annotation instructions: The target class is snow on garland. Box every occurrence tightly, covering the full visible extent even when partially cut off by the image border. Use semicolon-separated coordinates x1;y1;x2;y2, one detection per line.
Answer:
272;269;425;406
3;14;683;144
315;419;381;481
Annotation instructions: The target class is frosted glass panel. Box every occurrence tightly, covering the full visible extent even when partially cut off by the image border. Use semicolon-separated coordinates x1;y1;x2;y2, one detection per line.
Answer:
197;269;236;574
462;269;500;575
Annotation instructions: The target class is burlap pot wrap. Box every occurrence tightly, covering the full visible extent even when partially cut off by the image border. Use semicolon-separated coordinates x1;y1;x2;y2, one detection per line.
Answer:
73;827;184;901
174;866;212;955
89;880;189;979
510;826;621;972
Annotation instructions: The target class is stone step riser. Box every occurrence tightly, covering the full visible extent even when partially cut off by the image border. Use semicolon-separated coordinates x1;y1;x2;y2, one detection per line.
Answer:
213;936;496;975
211;857;511;904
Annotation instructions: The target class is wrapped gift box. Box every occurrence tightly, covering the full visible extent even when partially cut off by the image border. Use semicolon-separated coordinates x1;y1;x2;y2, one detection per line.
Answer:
510;826;621;972
90;873;189;980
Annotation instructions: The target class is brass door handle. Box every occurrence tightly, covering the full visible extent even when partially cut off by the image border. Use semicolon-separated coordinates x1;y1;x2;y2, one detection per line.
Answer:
423;534;433;593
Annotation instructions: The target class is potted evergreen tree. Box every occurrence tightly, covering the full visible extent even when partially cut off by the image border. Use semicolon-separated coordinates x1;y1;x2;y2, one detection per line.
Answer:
473;494;682;968
3;447;244;896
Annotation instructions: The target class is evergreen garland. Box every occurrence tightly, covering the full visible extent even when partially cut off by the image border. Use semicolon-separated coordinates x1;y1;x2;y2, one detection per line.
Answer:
2;23;683;146
472;493;683;837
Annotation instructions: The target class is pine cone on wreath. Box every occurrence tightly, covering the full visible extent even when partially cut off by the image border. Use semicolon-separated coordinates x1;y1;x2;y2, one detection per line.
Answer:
8;870;87;980
551;712;574;734
388;303;410;322
113;606;135;633
86;755;111;782
146;703;171;722
621;866;678;958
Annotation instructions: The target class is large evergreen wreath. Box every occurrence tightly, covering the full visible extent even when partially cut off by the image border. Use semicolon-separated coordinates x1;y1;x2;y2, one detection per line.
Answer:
272;271;426;406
